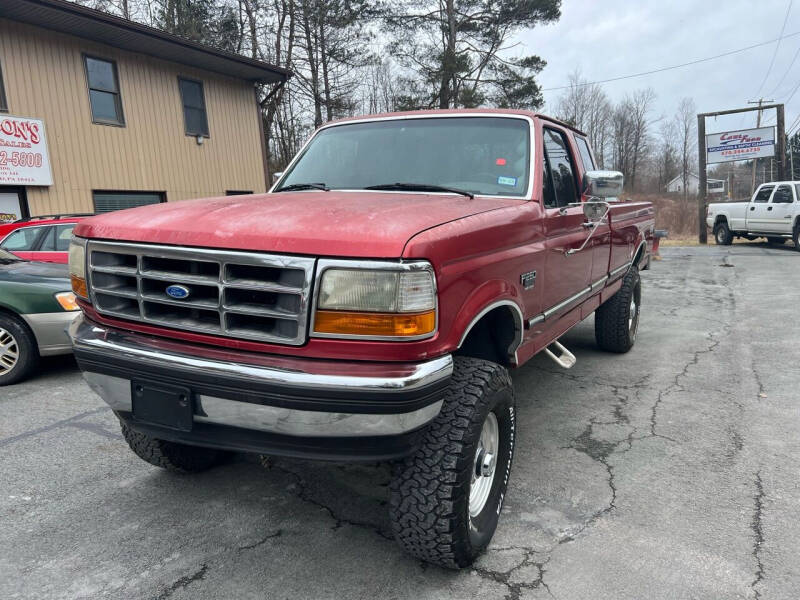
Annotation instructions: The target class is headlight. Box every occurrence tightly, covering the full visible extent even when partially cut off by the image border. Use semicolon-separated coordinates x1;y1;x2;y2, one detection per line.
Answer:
68;237;88;299
313;262;436;339
55;292;79;311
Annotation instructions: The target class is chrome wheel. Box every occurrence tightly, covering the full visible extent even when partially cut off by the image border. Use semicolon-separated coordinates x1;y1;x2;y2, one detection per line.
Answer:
470;412;499;518
0;327;19;375
629;296;639;340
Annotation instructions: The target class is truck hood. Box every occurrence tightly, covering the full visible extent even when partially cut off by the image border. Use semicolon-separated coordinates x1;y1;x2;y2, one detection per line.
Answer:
74;192;522;257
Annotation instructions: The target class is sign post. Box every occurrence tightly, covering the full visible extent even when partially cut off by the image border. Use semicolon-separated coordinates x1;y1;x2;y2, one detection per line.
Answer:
696;103;785;244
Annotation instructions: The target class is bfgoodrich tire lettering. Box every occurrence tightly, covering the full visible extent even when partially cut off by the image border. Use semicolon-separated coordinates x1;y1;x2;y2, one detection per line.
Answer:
595;267;641;353
389;357;515;568
121;423;230;473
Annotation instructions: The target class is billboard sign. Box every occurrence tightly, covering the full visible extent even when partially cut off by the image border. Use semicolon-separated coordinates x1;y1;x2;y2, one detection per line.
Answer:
0;115;53;186
706;126;775;164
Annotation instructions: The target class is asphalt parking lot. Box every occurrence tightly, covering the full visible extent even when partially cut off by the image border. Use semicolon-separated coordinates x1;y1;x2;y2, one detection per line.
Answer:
2;243;799;600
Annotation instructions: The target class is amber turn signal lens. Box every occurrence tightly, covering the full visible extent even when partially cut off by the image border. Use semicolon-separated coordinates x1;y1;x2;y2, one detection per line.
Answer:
314;310;435;337
71;275;88;299
55;291;80;311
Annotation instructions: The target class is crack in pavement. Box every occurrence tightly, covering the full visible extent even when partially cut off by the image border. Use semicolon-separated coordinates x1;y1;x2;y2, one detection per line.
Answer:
472;548;555;600
269;463;394;541
0;406;109;448
153;563;208;600
751;471;766;600
237;529;282;551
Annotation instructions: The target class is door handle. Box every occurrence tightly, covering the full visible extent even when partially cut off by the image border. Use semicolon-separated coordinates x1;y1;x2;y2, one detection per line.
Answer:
582;221;596;228
750;206;756;211
768;206;773;211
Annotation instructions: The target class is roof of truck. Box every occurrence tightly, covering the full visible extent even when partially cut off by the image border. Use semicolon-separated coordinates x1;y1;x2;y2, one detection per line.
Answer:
323;109;588;137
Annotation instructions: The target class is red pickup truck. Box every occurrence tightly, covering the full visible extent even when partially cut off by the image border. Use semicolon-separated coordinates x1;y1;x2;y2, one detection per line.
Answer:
68;109;654;568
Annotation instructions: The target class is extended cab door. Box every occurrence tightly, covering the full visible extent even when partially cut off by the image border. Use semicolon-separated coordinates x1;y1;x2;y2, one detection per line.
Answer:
539;127;593;317
747;184;774;232
766;184;795;234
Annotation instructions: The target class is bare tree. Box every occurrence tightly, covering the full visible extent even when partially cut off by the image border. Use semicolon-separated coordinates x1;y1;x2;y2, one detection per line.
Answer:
674;97;697;201
555;69;612;167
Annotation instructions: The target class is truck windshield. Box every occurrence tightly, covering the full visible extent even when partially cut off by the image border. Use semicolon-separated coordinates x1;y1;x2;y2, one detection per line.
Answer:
275;117;531;198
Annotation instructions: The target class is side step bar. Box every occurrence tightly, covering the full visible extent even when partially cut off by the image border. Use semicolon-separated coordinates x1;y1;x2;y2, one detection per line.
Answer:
543;341;576;369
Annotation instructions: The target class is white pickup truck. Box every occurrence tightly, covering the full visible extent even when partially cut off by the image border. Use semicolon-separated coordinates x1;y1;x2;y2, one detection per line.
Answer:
707;181;800;249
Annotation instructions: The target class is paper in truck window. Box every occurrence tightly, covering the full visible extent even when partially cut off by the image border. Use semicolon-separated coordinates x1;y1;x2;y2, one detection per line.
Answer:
497;176;517;186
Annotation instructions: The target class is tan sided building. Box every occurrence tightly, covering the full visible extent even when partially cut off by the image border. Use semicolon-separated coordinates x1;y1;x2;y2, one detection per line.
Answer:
0;0;288;221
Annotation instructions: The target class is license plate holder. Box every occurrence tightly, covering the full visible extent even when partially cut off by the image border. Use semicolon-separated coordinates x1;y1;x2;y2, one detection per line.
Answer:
131;380;194;432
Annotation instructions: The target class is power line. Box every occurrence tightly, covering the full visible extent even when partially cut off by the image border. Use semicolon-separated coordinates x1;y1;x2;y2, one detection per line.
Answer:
769;42;800;95
542;30;800;92
753;0;793;97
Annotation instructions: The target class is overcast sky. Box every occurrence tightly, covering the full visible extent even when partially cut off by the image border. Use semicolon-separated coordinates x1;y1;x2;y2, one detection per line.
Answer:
514;0;800;135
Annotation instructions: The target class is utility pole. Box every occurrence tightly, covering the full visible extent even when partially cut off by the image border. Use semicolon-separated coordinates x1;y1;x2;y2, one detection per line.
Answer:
748;99;772;193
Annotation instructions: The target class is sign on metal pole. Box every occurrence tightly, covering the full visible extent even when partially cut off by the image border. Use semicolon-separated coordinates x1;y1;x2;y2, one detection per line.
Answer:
705;126;775;164
0;115;53;186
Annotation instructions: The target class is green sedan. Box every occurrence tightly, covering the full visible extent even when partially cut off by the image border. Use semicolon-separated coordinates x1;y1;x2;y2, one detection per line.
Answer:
0;248;80;385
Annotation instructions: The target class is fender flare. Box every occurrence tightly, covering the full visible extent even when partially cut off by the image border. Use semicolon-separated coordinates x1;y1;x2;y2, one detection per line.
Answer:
456;297;525;363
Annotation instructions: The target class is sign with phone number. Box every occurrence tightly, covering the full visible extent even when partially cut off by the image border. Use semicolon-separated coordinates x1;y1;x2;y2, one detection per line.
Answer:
0;115;53;186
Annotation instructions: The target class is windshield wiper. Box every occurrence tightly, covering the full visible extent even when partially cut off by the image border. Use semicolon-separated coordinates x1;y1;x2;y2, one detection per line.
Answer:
364;182;474;199
275;182;329;192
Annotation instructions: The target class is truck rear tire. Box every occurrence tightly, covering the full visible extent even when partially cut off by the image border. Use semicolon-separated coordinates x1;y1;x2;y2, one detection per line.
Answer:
595;267;641;353
713;222;733;245
0;313;39;386
389;357;515;569
121;423;230;473
793;224;800;251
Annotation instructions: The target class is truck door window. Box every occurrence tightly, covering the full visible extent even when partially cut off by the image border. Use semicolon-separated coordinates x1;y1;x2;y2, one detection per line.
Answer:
543;128;578;208
753;186;774;203
772;185;793;203
575;136;596;170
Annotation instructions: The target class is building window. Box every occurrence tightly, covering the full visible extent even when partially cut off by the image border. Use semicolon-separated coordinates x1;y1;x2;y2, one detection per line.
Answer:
0;59;8;112
178;77;209;137
93;191;164;213
84;56;124;125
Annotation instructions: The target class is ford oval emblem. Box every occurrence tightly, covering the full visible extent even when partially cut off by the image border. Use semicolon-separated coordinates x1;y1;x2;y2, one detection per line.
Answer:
165;284;190;299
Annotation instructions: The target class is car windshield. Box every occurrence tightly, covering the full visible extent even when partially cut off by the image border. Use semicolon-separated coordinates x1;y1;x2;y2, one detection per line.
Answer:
275;116;531;198
0;248;22;263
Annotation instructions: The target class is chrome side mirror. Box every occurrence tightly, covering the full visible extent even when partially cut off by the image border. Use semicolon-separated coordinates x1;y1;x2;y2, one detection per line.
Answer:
583;170;623;198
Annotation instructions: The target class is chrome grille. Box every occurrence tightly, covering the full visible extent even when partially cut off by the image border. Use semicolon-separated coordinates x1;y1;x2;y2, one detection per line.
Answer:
87;241;315;345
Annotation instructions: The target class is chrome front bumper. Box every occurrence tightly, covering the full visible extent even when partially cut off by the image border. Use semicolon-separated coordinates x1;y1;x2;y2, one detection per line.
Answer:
69;315;451;439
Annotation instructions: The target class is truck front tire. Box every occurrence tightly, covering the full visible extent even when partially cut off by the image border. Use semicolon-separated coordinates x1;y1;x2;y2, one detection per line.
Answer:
389;357;515;568
121;423;230;473
713;221;733;245
793;223;800;251
595;267;641;353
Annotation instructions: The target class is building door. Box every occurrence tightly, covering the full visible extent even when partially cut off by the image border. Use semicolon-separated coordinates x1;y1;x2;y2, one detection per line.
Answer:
0;187;28;224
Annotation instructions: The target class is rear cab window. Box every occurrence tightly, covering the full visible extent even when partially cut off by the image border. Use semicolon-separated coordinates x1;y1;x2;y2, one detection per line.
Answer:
771;185;793;204
753;186;774;203
574;136;596;171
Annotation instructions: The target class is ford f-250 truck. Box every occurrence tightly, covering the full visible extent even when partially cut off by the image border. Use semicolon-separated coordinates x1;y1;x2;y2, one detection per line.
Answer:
707;180;800;248
68;109;655;568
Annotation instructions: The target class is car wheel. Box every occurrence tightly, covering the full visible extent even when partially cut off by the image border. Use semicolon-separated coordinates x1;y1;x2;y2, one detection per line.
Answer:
0;313;39;386
595;267;641;353
120;423;231;473
389;357;515;569
713;222;733;245
793;223;800;252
